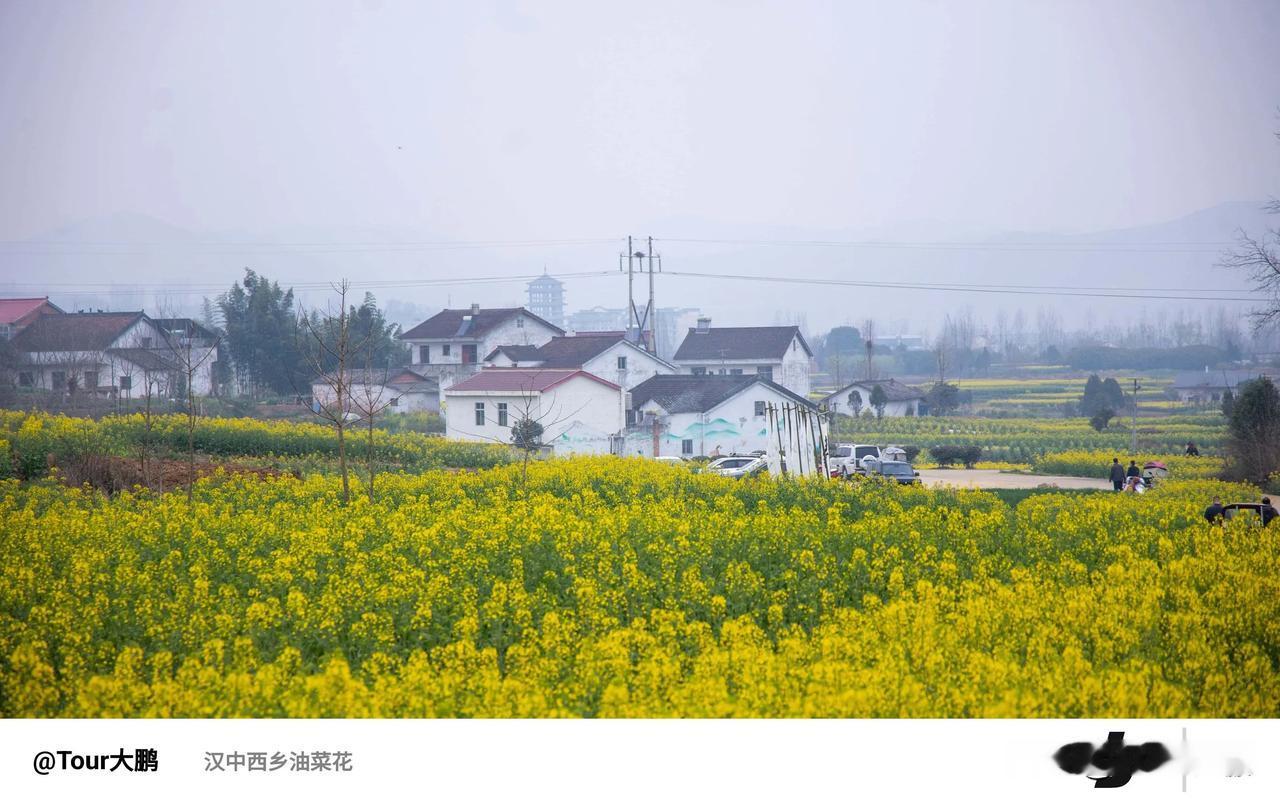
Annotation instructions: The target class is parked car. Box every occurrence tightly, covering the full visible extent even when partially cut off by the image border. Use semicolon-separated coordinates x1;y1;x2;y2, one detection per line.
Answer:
1221;503;1272;525
653;456;687;465
830;443;882;478
706;453;769;479
856;458;921;485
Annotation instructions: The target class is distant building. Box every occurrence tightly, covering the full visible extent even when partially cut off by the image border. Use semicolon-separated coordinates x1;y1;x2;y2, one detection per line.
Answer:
567;306;703;361
9;311;213;398
398;305;564;395
443;368;623;455
625;374;817;458
821;378;925;418
526;272;566;330
672;318;813;397
1172;368;1276;404
877;333;928;351
310;367;440;415
0;297;63;340
482;332;676;390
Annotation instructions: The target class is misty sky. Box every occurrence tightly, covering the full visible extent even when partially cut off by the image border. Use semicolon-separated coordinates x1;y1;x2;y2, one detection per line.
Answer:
1;0;1278;330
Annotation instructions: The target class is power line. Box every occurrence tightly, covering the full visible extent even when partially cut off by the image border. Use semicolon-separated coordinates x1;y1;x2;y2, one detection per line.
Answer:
660;270;1261;302
4;271;620;296
661;237;1234;254
0;238;619;256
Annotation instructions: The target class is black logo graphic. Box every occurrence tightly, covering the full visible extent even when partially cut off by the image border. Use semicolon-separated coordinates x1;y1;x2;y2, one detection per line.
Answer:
1054;732;1171;788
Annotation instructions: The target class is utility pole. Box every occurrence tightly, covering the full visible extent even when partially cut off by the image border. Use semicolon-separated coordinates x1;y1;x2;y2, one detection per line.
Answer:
1130;377;1141;454
621;235;659;354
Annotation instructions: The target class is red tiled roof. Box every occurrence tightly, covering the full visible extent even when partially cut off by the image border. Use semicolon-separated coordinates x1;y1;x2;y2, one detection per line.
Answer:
445;368;620;393
0;297;62;326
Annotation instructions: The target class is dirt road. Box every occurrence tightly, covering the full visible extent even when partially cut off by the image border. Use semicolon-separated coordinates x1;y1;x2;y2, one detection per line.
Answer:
915;469;1110;490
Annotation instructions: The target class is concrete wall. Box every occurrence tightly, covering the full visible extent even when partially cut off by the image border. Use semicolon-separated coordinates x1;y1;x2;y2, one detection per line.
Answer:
311;381;440;415
628;382;810;458
444;376;623;453
581;343;675;391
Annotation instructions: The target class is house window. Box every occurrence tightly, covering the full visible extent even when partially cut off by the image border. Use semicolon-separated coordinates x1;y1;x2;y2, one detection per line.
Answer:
420;345;430;364
754;401;766;416
462;344;478;364
141;336;153;348
119;376;132;391
443;344;451;356
682;439;693;455
390;397;400;407
497;402;508;426
474;402;485;426
516;317;524;328
83;371;98;389
691;367;707;376
617;355;627;370
729;368;742;375
18;371;33;387
52;371;66;391
756;366;773;381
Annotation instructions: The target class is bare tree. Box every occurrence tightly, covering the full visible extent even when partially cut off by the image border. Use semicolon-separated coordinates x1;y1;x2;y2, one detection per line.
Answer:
297;281;370;504
1220;134;1280;330
155;311;224;502
347;356;397;503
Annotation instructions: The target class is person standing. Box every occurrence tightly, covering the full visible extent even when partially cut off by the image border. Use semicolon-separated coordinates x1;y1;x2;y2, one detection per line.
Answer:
1126;460;1140;480
1185;441;1200;457
1109;458;1125;491
1263;497;1277;527
1204;496;1224;523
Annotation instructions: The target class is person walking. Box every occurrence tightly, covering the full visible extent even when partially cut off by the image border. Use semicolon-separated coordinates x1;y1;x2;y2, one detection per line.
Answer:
1109;458;1126;491
1126;460;1140;480
1203;496;1224;523
1263;497;1277;527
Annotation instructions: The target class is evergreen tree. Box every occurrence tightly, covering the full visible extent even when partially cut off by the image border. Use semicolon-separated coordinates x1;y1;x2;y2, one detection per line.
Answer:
870;383;889;418
1102;377;1126;411
1080;374;1106;416
1222;388;1235;417
1225;377;1280;484
217;270;305;396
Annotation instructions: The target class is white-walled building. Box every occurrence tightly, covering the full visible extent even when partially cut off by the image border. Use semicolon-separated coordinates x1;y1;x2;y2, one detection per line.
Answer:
672;319;813;398
10;311;216;399
821;379;925;418
483;332;676;390
443;368;624;455
398;305;564;393
624;374;818;458
310;367;440;415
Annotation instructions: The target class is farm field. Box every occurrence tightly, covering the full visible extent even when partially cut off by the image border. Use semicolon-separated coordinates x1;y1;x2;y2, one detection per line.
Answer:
830;414;1227;464
2;430;1276;718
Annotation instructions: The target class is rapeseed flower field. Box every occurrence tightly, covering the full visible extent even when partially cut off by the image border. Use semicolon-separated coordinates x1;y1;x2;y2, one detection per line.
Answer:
2;455;1275;718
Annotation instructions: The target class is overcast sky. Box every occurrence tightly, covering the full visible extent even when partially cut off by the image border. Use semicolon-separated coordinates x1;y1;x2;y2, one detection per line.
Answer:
1;0;1278;328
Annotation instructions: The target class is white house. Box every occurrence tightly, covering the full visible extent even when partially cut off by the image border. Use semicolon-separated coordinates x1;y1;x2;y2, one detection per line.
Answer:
624;374;818;458
10;311;210;399
1172;368;1276;404
443;368;624;455
821;378;925;418
398;305;564;394
483;332;676;390
672;318;813;398
310;367;440;415
153;317;223;396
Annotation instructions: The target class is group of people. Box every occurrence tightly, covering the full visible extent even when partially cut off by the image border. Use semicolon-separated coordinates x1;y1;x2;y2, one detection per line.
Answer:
1108;458;1144;492
1203;496;1278;527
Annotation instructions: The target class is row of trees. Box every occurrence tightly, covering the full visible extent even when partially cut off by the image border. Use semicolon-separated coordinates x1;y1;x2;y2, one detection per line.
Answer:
209;269;407;397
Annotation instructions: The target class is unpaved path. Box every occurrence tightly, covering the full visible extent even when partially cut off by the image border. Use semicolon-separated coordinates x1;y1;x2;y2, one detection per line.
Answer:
916;469;1110;490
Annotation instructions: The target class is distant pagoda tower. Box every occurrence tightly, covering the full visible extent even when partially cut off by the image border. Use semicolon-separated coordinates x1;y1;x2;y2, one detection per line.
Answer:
526;270;565;329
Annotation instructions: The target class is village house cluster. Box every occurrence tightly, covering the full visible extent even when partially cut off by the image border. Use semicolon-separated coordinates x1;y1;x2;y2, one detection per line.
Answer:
0;284;930;460
0;297;221;401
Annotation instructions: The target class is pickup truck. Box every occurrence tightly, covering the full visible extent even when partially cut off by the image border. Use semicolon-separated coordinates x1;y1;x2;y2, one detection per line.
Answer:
829;443;882;478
